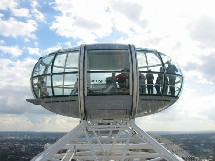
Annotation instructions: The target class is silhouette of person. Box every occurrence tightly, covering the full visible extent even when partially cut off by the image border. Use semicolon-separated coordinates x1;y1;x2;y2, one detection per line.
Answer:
155;75;161;94
166;61;178;96
116;69;129;88
139;73;146;94
155;67;166;95
146;69;154;94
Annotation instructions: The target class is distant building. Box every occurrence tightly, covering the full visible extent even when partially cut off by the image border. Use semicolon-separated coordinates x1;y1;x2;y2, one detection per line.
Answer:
152;134;199;161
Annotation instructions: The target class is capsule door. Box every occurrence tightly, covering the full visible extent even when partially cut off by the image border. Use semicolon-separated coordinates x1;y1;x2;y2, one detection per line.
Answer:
82;45;135;120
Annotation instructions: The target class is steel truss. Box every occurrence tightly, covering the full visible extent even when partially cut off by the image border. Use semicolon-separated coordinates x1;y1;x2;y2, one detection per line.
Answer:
31;119;182;161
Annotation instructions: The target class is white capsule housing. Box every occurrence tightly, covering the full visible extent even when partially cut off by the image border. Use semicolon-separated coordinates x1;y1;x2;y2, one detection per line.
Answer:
27;44;183;121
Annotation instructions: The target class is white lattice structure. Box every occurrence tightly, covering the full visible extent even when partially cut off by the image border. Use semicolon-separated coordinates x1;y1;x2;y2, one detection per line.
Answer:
31;120;183;161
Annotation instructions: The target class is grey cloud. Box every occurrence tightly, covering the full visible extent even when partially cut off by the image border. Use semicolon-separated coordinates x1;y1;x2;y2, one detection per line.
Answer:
75;17;101;30
183;62;200;71
200;54;215;83
111;1;148;28
148;37;163;45
0;85;51;115
190;16;215;48
111;1;141;20
184;53;215;83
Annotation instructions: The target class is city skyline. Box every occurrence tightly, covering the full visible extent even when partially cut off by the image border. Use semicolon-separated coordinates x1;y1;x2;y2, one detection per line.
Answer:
0;0;215;132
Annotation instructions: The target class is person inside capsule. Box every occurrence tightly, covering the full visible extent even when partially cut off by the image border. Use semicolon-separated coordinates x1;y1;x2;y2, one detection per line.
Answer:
36;76;49;97
166;61;178;96
146;69;154;94
104;73;117;94
139;72;146;94
116;68;129;89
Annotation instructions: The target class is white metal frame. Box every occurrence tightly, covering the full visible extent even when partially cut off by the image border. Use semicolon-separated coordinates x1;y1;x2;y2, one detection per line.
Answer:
31;119;182;161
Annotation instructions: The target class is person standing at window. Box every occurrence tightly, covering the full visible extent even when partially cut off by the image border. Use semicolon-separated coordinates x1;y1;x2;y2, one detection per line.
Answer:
166;61;178;96
139;73;146;94
146;69;154;94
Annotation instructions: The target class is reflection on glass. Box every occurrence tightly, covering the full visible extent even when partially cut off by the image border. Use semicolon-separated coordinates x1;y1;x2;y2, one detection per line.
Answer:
32;51;79;98
65;52;79;72
53;54;67;73
87;50;129;71
146;52;162;72
33;76;51;98
87;72;130;95
137;51;162;72
53;74;78;96
160;53;182;75
87;49;130;95
53;51;79;73
33;55;54;76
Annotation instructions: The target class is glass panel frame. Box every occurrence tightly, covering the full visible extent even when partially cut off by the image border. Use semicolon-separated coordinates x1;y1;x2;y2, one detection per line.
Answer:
137;51;163;72
52;73;78;96
137;49;183;97
86;49;131;96
33;75;51;98
33;55;54;76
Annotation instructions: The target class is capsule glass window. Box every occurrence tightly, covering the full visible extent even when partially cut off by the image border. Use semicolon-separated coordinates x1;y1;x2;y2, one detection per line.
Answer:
33;55;54;76
86;49;130;95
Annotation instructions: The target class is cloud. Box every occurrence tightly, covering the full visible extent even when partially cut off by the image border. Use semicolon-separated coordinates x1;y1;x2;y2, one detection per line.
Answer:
190;16;215;48
50;0;113;42
31;8;45;22
0;40;5;44
0;114;79;132
0;45;22;57
52;0;74;14
0;58;36;87
11;8;30;18
0;58;53;115
0;0;45;38
183;52;215;85
50;0;149;43
26;47;41;56
31;0;39;8
0;0;18;10
110;0;148;29
51;1;132;42
199;53;215;83
43;44;62;54
0;17;37;38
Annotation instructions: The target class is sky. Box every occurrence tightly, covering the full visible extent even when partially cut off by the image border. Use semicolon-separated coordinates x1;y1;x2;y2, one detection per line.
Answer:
0;0;215;132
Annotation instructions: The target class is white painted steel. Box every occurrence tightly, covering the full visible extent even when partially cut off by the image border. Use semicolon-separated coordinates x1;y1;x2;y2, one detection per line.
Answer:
31;120;182;161
130;45;139;118
78;44;86;119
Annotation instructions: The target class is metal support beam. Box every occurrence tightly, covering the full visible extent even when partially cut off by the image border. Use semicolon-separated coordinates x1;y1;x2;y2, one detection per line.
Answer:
31;119;183;161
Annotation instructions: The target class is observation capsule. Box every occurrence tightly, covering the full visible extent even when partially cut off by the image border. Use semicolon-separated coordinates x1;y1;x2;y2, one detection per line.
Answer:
27;43;183;121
